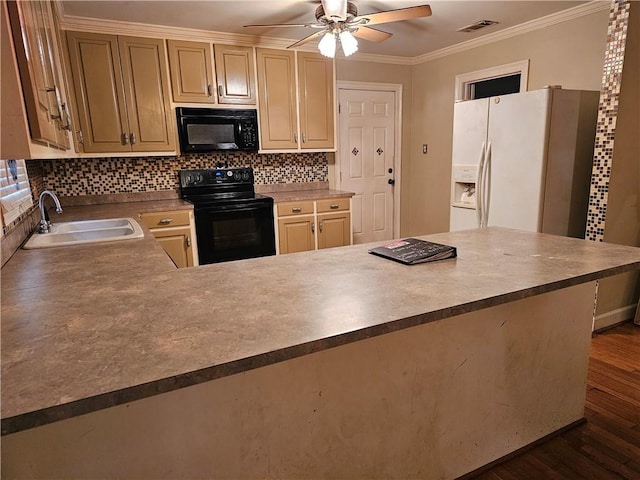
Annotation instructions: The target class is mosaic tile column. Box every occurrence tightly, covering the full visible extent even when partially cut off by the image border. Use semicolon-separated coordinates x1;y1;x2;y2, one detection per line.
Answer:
586;0;631;242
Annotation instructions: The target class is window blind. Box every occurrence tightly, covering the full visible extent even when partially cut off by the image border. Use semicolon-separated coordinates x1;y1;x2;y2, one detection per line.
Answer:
0;159;34;226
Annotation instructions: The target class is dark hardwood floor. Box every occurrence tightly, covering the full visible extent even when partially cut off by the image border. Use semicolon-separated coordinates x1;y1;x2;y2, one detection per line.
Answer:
472;321;640;480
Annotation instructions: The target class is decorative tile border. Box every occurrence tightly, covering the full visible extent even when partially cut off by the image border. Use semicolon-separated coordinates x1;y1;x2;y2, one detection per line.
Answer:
586;0;631;242
41;152;328;197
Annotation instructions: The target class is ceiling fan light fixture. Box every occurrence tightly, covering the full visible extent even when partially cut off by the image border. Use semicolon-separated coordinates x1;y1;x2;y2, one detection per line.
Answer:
339;30;358;56
318;31;337;58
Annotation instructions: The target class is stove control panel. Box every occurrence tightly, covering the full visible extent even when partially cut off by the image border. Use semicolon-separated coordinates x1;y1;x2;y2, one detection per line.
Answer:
179;168;254;188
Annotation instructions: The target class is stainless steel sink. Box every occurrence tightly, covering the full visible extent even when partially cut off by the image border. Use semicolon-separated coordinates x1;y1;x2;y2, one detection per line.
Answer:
23;218;144;249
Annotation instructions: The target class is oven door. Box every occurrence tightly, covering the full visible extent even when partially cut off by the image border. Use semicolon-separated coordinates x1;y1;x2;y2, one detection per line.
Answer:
193;199;276;264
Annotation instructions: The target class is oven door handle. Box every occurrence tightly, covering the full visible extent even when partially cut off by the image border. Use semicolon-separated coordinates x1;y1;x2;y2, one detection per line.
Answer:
194;203;271;213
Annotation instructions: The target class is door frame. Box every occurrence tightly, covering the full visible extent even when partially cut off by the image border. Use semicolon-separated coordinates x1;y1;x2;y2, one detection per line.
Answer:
335;81;403;239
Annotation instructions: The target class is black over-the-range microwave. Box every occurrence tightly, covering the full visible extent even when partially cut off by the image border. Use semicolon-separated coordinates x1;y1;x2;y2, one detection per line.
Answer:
176;107;259;153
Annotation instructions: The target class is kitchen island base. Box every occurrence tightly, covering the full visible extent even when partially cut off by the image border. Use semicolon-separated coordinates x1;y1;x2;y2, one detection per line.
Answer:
2;282;596;479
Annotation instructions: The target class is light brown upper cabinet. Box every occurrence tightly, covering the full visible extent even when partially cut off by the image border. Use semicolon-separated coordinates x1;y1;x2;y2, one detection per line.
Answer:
214;44;256;105
167;39;215;103
7;0;71;150
256;48;335;151
167;41;256;105
66;32;175;153
256;48;298;150
297;52;334;150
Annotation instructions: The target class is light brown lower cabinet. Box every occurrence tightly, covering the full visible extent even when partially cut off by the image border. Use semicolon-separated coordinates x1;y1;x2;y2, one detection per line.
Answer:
139;210;198;268
275;197;351;255
278;215;315;254
317;212;351;250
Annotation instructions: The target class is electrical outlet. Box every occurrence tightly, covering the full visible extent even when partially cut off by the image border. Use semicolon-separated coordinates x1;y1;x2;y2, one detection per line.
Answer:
422;144;428;154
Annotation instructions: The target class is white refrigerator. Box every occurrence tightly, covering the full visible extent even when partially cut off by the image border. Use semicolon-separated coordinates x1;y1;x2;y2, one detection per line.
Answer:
449;87;599;237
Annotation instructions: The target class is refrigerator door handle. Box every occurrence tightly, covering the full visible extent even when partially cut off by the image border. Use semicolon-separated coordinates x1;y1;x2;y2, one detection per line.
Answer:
476;141;486;228
482;142;492;227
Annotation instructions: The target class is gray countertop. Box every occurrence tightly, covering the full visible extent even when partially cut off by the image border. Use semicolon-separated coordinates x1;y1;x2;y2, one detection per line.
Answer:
2;201;639;435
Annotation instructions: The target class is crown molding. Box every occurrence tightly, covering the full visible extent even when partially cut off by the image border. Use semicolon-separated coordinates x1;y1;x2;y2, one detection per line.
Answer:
346;52;414;66
58;14;300;50
410;1;610;65
57;1;609;66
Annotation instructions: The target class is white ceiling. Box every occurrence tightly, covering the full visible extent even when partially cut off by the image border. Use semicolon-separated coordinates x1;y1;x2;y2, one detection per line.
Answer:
59;1;595;59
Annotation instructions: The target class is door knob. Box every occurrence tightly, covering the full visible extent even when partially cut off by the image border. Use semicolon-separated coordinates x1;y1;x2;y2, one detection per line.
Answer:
388;179;395;185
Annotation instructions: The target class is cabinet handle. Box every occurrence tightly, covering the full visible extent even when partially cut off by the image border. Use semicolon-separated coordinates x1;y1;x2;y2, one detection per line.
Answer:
47;86;61;121
77;129;84;144
130;133;136;145
60;103;71;131
319;220;323;232
302;133;306;143
52;86;71;130
330;204;339;209
186;236;191;247
291;207;302;213
207;84;213;97
294;133;298;144
311;222;315;233
218;85;224;98
122;133;129;144
159;218;173;225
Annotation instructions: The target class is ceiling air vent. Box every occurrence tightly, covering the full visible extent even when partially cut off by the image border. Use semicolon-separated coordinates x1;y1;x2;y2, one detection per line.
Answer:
457;20;499;33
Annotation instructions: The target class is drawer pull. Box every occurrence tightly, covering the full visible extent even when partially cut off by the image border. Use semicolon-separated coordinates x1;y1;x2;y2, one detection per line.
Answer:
291;207;302;213
159;218;173;225
330;204;340;209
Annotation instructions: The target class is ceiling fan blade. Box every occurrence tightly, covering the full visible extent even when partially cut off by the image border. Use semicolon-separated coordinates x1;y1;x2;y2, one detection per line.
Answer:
321;0;348;21
352;26;392;43
356;5;432;27
244;22;320;28
287;30;327;49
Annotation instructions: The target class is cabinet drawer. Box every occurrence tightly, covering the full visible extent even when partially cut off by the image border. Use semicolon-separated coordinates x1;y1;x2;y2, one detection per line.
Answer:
140;210;191;228
277;201;315;217
317;197;350;213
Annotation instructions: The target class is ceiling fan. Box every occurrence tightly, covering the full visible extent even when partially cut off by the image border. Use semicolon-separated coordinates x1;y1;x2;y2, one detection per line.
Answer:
244;0;432;58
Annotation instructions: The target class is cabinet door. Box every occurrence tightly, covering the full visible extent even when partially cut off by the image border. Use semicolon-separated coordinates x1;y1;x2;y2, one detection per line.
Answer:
317;212;351;249
278;215;315;254
167;39;215;103
214;44;256;105
66;31;130;153
256;48;298;150
297;52;334;150
8;0;68;149
118;36;175;152
151;226;194;268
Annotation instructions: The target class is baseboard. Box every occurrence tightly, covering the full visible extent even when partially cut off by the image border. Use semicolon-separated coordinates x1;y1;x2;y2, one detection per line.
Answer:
457;419;586;479
593;304;638;331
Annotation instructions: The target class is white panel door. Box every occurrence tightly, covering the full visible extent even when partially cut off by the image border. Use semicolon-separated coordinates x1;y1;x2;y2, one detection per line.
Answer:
486;89;551;232
339;89;395;244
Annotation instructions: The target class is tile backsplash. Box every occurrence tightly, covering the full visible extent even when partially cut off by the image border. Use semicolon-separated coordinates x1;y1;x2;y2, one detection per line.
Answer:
42;152;328;197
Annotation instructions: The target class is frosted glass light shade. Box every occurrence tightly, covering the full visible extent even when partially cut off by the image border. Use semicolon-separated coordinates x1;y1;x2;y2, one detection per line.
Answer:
339;30;358;56
318;32;337;58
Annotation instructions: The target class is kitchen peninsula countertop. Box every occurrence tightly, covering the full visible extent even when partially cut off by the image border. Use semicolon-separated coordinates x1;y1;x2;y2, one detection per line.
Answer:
2;203;639;435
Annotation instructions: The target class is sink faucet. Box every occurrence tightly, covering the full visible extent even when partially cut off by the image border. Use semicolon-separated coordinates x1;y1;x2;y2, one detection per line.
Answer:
38;190;63;234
